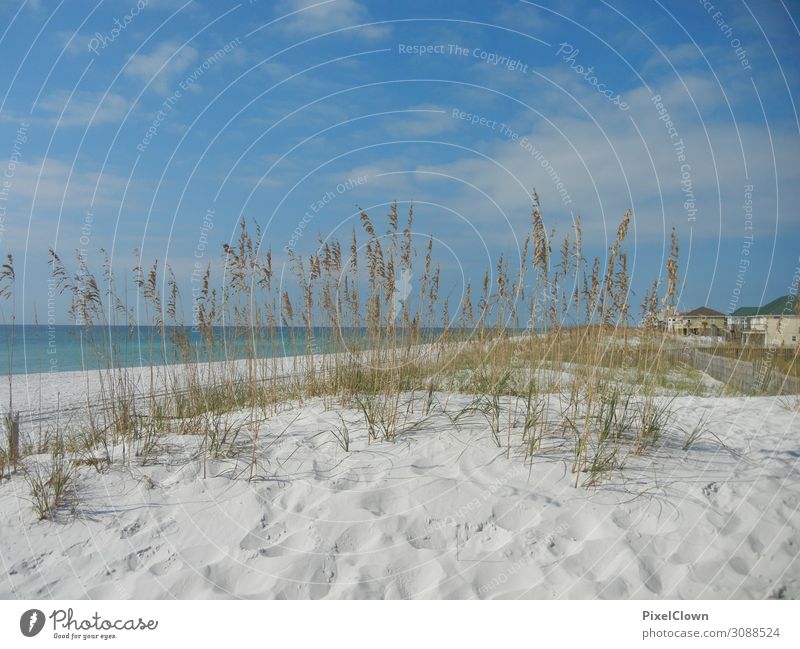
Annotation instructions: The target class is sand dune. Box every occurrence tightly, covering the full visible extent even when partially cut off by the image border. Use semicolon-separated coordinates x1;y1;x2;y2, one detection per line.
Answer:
1;390;798;599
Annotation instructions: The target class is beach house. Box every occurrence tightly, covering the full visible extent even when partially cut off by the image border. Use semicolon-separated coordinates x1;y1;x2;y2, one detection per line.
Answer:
666;306;727;337
730;295;800;347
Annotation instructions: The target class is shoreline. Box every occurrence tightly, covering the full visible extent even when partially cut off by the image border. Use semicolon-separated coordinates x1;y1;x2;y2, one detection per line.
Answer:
0;332;797;599
0;338;472;429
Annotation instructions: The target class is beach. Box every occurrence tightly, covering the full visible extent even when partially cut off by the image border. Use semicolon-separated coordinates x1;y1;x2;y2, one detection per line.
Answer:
1;361;798;599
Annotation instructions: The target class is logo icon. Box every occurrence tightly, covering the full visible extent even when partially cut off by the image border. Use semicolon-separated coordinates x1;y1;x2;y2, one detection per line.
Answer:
390;269;413;322
20;609;45;637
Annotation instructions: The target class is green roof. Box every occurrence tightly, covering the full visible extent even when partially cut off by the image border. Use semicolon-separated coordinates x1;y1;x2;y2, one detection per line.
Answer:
732;295;798;316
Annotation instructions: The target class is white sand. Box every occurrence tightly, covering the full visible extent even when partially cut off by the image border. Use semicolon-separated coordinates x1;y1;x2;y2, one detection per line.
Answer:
1;367;798;599
0;343;458;432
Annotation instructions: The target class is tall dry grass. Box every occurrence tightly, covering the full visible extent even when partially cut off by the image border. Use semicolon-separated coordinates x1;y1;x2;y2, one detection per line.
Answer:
1;193;711;500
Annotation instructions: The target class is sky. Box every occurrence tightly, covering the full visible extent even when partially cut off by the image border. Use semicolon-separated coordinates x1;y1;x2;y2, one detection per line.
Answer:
0;0;798;324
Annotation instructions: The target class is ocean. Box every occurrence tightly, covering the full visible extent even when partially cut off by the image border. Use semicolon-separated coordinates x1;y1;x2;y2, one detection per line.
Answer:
0;325;342;375
0;325;462;375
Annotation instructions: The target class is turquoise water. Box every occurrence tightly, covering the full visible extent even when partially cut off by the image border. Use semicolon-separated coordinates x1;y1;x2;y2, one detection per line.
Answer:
0;325;464;375
0;325;339;375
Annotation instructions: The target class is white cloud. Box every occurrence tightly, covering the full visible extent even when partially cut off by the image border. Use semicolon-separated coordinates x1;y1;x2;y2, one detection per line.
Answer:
0;157;127;211
35;90;132;128
54;30;89;56
274;0;390;40
123;41;198;93
494;1;554;33
411;71;800;250
388;108;457;137
142;0;197;10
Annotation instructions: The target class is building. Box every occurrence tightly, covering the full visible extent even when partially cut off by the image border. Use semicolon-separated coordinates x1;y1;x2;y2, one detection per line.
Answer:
730;295;800;347
666;306;727;337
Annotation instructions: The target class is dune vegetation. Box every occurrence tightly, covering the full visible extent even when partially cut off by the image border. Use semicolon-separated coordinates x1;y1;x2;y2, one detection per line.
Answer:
0;194;728;518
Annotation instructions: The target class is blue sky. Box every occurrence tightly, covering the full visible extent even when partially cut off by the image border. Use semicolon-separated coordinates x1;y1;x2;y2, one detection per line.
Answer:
0;0;798;323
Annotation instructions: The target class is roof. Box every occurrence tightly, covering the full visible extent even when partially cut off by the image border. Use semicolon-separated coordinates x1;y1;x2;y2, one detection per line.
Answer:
682;306;726;317
731;295;799;316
